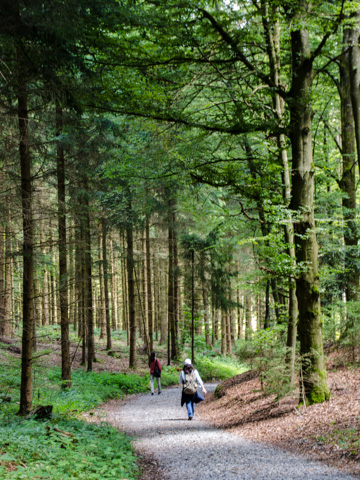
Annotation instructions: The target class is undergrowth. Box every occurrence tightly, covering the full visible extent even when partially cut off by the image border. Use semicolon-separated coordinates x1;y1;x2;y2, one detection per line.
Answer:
0;359;148;479
316;421;360;457
194;355;246;381
0;417;138;479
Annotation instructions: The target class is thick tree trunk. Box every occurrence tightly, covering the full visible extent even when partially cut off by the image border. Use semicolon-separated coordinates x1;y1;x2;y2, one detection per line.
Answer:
56;105;71;387
18;84;34;415
289;25;329;404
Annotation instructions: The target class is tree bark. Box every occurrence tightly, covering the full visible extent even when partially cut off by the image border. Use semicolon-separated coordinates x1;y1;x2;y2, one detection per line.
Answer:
348;11;360;175
145;215;153;352
82;188;94;371
289;21;329;404
4;218;12;336
101;218;112;350
56;105;71;387
126;202;137;368
18;83;34;415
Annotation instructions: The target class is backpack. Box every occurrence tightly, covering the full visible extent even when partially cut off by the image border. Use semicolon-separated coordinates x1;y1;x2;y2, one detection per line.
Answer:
154;359;161;378
183;371;197;395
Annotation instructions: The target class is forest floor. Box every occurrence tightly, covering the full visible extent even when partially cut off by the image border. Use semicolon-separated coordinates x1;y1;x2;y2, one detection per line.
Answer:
197;350;360;479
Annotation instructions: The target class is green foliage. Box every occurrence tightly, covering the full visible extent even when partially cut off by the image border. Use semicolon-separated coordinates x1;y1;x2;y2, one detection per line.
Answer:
42;368;149;414
0;418;139;479
316;421;360;457
193;355;246;382
159;365;180;387
236;326;296;399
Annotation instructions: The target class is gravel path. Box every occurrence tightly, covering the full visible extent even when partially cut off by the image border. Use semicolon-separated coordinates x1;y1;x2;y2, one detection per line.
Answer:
113;384;357;480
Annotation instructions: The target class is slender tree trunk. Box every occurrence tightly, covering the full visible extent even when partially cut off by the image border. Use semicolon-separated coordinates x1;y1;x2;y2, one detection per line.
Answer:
173;211;179;354
0;224;6;336
237;288;242;339
126;205;137;368
82;189;94;371
191;249;195;363
101;218;112;350
56;105;71;387
145;216;153;352
168;207;177;360
221;310;227;355
262;3;299;377
4;218;12;336
18;83;34;415
289;20;329;404
110;239;118;330
98;229;106;339
226;312;232;354
245;294;252;340
349;11;360;174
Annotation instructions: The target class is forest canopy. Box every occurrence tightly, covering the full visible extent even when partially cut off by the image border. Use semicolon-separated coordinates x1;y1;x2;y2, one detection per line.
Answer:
0;0;359;415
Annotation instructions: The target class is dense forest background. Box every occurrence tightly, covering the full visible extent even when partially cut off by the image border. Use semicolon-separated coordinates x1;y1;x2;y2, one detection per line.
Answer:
0;0;359;426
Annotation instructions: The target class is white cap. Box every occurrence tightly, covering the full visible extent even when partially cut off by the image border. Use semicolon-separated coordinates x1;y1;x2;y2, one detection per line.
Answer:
184;358;191;365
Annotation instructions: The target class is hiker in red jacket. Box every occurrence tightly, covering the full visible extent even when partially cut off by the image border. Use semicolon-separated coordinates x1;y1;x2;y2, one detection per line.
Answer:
149;351;162;395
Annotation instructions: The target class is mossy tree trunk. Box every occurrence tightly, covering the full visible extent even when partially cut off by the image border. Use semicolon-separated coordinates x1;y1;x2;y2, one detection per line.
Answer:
289;16;329;404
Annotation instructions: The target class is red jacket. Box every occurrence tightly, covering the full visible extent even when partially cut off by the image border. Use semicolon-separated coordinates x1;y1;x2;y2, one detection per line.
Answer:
149;358;161;374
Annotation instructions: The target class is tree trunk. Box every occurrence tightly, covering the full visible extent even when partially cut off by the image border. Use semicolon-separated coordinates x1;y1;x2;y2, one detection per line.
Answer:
56;105;71;387
4;218;12;336
289;22;329;404
126;203;137;368
18;83;34;415
145;216;153;352
101;218;112;350
340;27;359;309
168;203;177;360
0;224;6;336
348;11;360;175
221;310;227;355
82;189;94;371
245;294;252;340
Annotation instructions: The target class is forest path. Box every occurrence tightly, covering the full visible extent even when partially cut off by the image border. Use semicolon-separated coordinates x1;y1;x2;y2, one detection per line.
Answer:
110;383;357;480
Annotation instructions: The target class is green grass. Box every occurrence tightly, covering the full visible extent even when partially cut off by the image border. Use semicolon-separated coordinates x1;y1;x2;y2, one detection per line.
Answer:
194;355;247;381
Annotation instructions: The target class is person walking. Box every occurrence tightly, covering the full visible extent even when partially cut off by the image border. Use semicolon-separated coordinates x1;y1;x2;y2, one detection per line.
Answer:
149;351;161;395
179;358;207;420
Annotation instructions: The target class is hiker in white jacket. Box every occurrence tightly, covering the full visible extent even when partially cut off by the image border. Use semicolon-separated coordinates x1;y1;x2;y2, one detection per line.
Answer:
179;359;207;420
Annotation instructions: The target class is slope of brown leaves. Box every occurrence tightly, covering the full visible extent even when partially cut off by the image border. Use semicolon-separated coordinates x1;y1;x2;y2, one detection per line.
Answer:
198;363;360;478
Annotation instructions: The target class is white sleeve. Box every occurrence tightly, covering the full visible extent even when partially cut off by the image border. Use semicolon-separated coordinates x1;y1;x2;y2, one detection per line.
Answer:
194;370;203;386
179;371;185;384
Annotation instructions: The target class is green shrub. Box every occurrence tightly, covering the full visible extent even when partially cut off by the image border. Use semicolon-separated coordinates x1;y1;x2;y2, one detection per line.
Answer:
236;325;296;399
